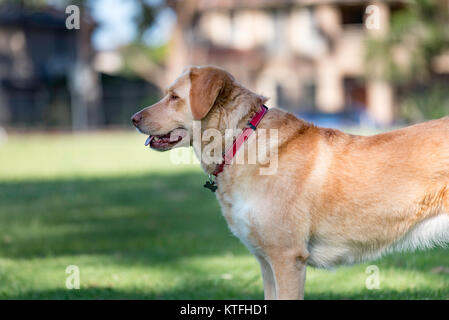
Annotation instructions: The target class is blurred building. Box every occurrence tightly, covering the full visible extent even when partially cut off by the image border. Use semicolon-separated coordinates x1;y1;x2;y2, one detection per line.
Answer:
0;3;159;130
0;1;446;130
0;3;101;130
169;0;422;126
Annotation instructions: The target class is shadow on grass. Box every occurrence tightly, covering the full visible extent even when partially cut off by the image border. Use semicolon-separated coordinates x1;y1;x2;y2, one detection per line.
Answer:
0;172;247;264
1;171;449;299
6;286;448;300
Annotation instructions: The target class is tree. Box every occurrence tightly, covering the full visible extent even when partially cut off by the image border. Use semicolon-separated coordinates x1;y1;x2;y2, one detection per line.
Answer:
366;0;449;122
3;0;160;42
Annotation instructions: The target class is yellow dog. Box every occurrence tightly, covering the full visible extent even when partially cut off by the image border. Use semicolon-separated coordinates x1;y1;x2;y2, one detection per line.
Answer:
132;65;449;299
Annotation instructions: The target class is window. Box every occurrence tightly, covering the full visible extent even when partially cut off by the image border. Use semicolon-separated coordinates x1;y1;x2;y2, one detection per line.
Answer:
340;5;365;25
344;77;366;110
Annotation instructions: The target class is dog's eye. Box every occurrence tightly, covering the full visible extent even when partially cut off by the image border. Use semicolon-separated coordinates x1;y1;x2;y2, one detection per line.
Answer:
170;94;179;101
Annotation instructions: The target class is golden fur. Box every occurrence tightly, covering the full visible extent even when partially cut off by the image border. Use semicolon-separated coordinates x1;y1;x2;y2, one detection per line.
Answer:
132;66;449;299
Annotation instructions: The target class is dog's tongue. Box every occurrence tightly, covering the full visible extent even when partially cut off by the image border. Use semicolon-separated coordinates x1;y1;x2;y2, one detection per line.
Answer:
145;136;154;146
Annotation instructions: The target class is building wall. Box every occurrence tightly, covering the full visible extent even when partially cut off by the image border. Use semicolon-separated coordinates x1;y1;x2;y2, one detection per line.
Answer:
174;1;400;126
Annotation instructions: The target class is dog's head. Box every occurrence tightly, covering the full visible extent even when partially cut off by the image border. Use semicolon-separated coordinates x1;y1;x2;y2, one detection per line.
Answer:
131;65;236;151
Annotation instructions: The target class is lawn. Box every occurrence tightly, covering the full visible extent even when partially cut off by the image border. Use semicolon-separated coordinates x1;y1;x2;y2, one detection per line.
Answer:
0;131;448;299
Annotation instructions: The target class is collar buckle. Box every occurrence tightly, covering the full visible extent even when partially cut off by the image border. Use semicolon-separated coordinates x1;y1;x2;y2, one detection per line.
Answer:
203;174;218;193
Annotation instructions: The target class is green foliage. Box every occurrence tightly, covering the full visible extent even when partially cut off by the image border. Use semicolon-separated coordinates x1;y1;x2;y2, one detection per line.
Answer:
0;132;448;299
366;0;448;82
366;0;449;122
122;42;168;73
399;85;449;123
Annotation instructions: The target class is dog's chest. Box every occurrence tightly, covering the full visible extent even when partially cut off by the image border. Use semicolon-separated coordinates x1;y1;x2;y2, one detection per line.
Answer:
217;192;259;252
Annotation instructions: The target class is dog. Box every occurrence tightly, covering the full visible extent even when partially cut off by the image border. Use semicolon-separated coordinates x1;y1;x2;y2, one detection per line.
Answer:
132;65;449;299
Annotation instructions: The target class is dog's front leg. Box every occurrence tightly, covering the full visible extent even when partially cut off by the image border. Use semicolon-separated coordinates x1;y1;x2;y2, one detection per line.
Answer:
256;254;276;300
270;252;308;300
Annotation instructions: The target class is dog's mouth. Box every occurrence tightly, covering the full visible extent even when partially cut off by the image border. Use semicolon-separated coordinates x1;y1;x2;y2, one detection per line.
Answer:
144;128;188;151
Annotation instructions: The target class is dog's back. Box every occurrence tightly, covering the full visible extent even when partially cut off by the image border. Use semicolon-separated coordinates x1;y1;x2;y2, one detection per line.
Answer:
288;116;449;267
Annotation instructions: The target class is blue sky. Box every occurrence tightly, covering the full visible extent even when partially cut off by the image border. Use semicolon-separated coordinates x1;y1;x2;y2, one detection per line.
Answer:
89;0;175;51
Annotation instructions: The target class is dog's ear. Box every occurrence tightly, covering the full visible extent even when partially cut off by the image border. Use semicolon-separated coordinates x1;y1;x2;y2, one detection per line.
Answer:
189;66;229;120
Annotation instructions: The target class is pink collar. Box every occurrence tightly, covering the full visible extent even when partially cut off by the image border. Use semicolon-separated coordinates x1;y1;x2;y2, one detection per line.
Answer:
204;105;268;192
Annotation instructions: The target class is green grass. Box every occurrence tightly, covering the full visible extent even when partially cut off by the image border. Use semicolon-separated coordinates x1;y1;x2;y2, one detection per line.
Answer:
0;131;448;299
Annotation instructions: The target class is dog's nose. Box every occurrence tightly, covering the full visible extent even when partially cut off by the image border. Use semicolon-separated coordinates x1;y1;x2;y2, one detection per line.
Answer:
131;113;142;126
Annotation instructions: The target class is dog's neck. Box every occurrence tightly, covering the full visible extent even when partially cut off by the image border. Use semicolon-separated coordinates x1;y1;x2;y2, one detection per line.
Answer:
193;85;267;175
